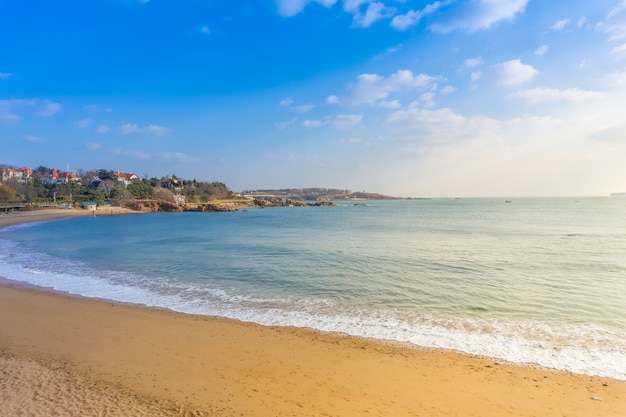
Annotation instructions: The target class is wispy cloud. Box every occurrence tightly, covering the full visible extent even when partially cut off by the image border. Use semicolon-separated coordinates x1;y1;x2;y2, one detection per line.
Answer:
114;148;153;160
97;124;111;133
386;105;501;145
464;57;483;68
429;0;528;33
86;142;102;150
119;123;171;136
597;0;626;41
23;135;46;143
333;114;362;128
82;104;112;113
275;118;298;129
511;87;606;103
274;0;337;17
0;72;13;80
0;98;58;122
73;118;93;128
326;95;340;105
490;59;537;85
550;18;570;31
344;69;436;106
37;100;62;117
302;119;328;128
535;44;549;56
611;42;626;58
159;152;198;163
607;68;626;85
279;98;315;113
344;0;396;28
391;1;441;31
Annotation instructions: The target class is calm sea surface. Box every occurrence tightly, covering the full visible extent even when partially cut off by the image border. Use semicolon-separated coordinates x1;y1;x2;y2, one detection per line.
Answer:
1;198;625;380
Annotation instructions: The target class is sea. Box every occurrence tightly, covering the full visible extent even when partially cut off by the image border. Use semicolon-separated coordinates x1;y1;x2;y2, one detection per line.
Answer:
0;197;625;381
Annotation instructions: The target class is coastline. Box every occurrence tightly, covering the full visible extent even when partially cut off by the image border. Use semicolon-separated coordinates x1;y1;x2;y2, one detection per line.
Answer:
1;211;625;416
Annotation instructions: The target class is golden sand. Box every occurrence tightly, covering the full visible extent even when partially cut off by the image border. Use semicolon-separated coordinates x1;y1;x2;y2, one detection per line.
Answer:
0;210;624;416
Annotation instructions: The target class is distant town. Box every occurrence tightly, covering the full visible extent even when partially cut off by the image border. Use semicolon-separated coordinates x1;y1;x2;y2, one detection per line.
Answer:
0;164;400;212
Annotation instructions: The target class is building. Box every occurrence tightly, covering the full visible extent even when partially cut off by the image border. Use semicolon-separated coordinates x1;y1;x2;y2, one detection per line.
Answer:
116;172;140;188
1;166;33;183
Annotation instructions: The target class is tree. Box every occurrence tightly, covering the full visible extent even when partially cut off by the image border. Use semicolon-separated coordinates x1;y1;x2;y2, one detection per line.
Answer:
0;184;19;203
127;179;154;199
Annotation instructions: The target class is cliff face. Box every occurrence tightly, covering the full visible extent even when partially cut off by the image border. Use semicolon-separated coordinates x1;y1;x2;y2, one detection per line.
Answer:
124;200;183;212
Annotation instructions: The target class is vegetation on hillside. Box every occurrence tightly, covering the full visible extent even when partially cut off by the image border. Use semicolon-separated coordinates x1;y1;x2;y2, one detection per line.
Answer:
0;165;234;206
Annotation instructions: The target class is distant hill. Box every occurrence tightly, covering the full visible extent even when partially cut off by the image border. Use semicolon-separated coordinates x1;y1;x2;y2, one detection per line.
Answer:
242;188;401;201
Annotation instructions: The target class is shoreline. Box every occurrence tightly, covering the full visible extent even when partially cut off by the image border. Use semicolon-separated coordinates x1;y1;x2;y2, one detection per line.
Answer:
1;210;625;416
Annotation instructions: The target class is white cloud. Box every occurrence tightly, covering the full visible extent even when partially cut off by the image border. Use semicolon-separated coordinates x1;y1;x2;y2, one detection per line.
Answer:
598;1;626;40
341;137;363;144
550;18;569;31
114;149;153;160
464;57;483;68
0;98;61;121
275;118;297;129
420;91;436;107
82;104;112;113
346;1;396;28
280;98;314;113
119;123;171;136
611;42;626;57
386;105;501;145
490;59;538;85
293;103;315;113
511;87;607;103
577;17;586;28
333;114;362;128
326;95;340;104
429;0;528;33
37;100;62;116
378;99;401;109
120;123;140;135
86;142;102;150
441;85;456;95
97;124;110;133
470;71;482;82
391;2;442;31
346;69;436;106
143;124;171;136
0;72;13;80
73;118;92;128
274;0;337;17
507;115;562;125
23;135;45;143
200;26;210;35
160;152;198;163
535;44;549;56
607;68;626;85
302;119;327;128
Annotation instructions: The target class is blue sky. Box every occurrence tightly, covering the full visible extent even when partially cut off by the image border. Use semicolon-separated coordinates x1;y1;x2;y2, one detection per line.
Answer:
1;0;625;197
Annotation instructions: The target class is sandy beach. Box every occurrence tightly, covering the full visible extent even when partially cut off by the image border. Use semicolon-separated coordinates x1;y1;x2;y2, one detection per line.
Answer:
1;210;625;416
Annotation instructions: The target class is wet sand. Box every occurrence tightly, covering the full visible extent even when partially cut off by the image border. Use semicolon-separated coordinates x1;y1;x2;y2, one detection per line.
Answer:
1;210;624;416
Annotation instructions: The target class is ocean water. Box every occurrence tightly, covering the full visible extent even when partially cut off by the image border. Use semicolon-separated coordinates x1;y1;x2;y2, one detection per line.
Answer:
1;197;625;380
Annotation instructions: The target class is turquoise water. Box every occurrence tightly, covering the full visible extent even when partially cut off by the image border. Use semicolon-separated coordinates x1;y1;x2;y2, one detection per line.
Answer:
1;198;625;380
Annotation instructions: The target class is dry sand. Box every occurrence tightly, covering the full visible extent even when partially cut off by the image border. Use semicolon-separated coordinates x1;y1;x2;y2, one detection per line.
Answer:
0;209;624;416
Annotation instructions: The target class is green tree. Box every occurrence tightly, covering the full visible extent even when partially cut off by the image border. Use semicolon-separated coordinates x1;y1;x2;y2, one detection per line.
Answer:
127;179;154;199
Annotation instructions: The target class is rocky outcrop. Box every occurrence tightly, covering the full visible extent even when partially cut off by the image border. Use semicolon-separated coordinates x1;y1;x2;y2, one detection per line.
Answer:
124;198;336;212
252;198;336;207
